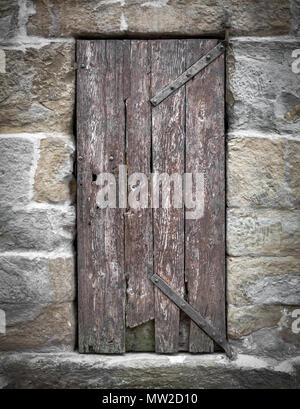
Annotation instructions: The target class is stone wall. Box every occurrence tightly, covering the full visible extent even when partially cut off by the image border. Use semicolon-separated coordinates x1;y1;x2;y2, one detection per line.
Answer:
0;0;299;361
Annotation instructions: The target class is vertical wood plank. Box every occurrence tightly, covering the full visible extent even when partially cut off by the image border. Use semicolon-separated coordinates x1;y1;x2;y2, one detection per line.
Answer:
77;39;226;355
77;40;126;353
125;40;154;328
185;39;226;352
151;40;185;353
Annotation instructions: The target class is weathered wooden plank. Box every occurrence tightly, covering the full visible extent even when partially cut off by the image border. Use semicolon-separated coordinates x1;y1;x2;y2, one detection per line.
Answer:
77;38;226;355
77;40;126;353
178;311;190;351
151;39;185;353
150;42;225;107
185;39;226;353
125;40;154;328
150;274;233;357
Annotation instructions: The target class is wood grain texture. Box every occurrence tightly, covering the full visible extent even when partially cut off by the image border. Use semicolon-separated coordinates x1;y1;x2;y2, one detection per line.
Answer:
151;40;185;353
125;40;154;328
150;42;224;107
77;40;126;353
77;39;226;354
185;39;226;352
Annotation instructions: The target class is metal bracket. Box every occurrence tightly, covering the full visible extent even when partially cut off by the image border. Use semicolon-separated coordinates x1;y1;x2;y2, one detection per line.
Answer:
150;273;234;359
150;41;225;107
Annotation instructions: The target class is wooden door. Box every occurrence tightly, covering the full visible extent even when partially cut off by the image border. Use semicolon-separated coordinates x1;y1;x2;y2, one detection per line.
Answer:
77;39;226;354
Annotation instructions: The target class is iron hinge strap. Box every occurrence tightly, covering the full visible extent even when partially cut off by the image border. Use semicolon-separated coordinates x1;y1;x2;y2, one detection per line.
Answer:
150;41;226;107
150;273;234;359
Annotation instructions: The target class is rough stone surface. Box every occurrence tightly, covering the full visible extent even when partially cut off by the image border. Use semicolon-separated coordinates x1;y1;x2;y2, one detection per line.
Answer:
0;0;19;41
231;326;300;359
227;256;300;306
0;43;75;134
295;357;300;386
228;305;296;338
0;256;75;304
291;0;300;35
0;137;34;206
287;140;300;208
0;352;298;389
228;305;300;358
228;39;300;136
247;275;300;306
227;209;300;256
227;137;288;208
0;375;9;389
26;0;291;37
0;206;75;252
0;0;299;370
34;137;75;203
0;303;75;352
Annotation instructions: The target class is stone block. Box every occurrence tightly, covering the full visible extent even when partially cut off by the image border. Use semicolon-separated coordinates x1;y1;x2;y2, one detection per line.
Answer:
228;305;296;339
0;352;296;388
287;140;300;208
229;310;300;359
26;0;291;38
0;206;75;252
0;255;75;304
0;42;75;134
228;40;300;136
34;137;75;203
227;137;288;208
0;302;75;351
0;137;34;206
0;0;19;41
227;209;300;256
227;256;300;306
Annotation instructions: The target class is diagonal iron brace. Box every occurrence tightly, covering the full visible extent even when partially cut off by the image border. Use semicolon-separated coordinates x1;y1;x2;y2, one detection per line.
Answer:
151;273;234;359
150;41;225;107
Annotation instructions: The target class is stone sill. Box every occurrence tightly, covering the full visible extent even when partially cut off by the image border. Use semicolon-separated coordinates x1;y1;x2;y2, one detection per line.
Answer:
0;352;299;389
